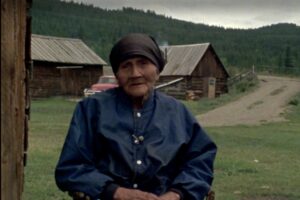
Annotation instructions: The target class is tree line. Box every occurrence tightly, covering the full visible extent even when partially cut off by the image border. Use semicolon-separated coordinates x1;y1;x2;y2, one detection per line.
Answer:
31;0;300;74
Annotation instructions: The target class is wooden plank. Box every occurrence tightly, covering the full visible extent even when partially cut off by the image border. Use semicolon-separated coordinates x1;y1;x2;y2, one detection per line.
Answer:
1;0;29;199
30;64;102;97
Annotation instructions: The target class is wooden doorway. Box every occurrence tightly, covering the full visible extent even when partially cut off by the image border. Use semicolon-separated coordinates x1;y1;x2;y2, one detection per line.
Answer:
203;77;216;98
60;68;81;96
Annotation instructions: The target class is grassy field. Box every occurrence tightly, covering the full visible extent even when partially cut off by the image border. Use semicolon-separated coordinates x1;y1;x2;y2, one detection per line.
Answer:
207;104;300;200
23;92;300;200
23;98;76;200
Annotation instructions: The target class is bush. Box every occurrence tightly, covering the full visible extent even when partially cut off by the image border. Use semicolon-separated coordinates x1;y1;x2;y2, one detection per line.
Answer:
230;78;259;94
289;99;299;106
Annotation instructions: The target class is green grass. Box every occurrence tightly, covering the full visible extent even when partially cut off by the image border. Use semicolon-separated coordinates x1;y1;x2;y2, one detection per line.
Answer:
23;92;300;200
205;93;300;200
23;97;77;200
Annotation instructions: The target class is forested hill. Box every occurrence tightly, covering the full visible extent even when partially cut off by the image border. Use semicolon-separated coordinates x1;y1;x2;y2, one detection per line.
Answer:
31;0;300;72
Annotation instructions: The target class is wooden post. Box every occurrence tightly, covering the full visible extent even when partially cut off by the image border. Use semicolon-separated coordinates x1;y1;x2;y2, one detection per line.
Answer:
1;0;31;199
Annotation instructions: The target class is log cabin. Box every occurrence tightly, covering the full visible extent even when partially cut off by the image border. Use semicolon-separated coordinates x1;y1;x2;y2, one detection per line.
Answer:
31;34;107;97
157;43;229;100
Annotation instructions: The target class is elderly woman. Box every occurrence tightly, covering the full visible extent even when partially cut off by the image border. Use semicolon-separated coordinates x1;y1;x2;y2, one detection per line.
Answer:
55;33;217;200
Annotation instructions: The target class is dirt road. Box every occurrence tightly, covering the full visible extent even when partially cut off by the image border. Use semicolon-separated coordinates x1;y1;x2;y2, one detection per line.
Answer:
197;75;300;127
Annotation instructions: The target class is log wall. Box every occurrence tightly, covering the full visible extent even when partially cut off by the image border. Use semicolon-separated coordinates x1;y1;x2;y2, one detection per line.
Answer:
157;76;187;99
30;64;102;97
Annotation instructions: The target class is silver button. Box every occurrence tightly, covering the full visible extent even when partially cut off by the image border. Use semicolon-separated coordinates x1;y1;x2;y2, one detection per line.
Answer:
136;160;142;165
133;183;138;188
138;136;144;142
134;139;139;144
137;112;141;117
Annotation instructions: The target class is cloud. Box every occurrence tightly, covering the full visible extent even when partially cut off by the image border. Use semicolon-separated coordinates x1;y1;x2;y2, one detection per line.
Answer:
64;0;300;28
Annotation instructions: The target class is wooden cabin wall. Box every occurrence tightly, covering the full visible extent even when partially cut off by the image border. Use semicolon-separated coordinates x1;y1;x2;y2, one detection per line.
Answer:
30;64;102;97
157;75;205;100
194;48;228;96
216;77;228;96
157;76;187;99
60;66;103;96
1;0;30;199
187;76;205;98
30;65;61;97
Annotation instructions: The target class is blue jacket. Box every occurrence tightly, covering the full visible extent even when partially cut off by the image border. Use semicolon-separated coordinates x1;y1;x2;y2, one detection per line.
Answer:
55;88;217;200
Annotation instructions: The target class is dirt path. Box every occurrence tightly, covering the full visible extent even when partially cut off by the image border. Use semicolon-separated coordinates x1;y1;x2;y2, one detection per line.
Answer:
197;75;300;127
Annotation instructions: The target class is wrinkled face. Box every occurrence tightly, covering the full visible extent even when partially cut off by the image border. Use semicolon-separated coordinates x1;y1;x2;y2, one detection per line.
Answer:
116;56;159;100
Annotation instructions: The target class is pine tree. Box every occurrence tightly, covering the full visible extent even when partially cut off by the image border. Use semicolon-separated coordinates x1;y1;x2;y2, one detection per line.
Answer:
284;46;294;68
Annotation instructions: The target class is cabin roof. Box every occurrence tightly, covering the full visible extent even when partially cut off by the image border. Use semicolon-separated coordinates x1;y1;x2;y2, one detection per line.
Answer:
160;43;228;76
31;34;107;65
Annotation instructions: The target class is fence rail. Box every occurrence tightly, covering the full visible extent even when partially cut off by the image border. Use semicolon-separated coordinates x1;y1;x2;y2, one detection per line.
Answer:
155;77;184;89
228;70;256;86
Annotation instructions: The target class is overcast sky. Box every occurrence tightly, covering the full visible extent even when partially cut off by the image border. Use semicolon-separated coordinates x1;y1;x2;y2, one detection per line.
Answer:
65;0;300;29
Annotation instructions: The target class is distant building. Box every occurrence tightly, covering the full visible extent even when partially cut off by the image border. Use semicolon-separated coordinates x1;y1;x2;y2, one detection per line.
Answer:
102;66;114;76
157;43;229;100
31;34;107;97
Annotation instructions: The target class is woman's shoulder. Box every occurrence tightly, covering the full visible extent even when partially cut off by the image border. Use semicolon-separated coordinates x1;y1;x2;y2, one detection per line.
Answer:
155;90;187;111
156;91;192;119
79;88;118;106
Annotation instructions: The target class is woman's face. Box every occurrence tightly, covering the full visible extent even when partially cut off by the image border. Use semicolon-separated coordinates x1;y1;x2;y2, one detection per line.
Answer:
116;56;159;100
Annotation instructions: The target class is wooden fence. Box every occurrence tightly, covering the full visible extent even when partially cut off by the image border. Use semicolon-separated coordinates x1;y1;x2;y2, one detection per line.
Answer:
227;70;257;86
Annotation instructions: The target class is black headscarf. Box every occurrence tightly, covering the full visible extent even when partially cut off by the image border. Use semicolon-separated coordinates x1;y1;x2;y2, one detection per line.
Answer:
109;33;165;75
